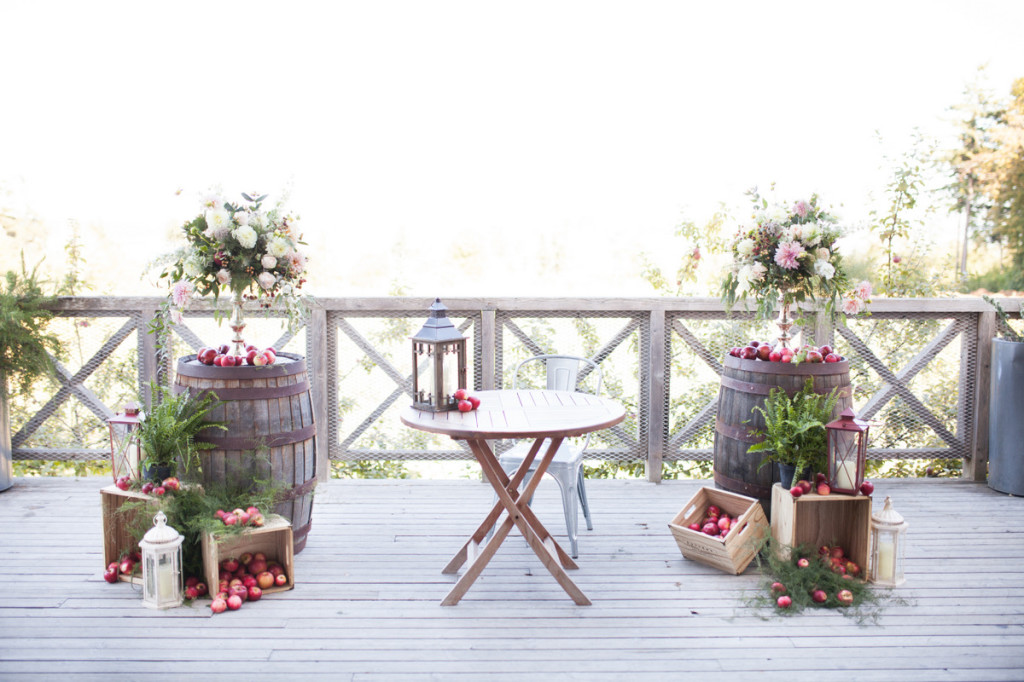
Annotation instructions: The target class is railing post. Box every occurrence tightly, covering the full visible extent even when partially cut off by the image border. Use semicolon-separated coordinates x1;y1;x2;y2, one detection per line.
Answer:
966;310;994;482
138;305;169;406
308;305;330;483
813;307;834;348
646;307;666;483
481;310;496;390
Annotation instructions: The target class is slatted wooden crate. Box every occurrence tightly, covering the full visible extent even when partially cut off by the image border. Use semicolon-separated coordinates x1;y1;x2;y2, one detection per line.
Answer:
100;485;156;585
201;514;295;595
770;483;872;572
668;487;768;574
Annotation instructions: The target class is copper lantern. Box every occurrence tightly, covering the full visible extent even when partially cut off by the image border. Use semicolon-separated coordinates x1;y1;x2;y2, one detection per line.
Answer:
826;407;869;495
107;403;143;483
411;298;467;412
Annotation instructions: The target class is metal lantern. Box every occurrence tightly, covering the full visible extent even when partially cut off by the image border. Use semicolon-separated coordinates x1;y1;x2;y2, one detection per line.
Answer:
826;407;869;495
410;298;467;412
107;403;143;482
869;496;908;586
139;511;184;609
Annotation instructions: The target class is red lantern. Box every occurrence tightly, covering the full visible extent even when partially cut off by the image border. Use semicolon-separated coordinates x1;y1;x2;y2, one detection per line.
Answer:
107;403;143;482
825;407;869;495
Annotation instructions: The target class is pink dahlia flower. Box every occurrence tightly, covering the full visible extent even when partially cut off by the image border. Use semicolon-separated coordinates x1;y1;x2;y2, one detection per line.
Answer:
842;297;865;316
774;241;806;270
171;280;194;307
794;200;810;219
854;280;873;300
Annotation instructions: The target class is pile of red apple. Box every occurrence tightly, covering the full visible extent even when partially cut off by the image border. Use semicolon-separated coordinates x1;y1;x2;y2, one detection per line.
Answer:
789;473;874;498
208;552;288;613
685;503;740;541
103;550;142;583
772;580;855;608
453;388;481;413
114;475;181;496
728;340;843;364
195;344;278;367
215;505;265;527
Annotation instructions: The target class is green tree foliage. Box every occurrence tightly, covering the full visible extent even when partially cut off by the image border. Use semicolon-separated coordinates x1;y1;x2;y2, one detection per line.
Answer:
0;255;62;395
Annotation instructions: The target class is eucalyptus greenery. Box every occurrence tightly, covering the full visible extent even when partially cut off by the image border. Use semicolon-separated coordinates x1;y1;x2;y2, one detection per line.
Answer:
0;255;63;395
984;295;1023;342
137;383;227;478
747;378;841;486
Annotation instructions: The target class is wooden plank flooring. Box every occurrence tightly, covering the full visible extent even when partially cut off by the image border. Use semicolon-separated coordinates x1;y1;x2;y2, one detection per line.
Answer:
1;476;1023;681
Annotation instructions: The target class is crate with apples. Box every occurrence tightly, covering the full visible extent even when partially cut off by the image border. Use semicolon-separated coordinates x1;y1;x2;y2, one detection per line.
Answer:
201;513;294;613
100;485;159;585
668;487;768;574
770;482;872;573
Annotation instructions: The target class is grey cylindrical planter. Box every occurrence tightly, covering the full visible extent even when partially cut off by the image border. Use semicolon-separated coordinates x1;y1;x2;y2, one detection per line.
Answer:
989;338;1024;496
0;381;12;492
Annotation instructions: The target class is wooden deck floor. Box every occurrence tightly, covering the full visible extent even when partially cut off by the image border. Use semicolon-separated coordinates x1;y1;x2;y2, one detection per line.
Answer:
1;476;1023;681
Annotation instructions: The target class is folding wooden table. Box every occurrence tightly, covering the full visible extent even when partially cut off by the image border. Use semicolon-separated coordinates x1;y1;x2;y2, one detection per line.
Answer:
400;389;625;606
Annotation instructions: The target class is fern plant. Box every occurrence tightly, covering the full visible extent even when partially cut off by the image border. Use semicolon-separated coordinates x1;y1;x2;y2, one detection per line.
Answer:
138;382;227;479
747;378;841;486
0;255;63;395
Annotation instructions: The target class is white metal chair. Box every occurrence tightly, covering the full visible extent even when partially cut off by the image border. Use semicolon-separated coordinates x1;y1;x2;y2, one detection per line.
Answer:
497;354;603;558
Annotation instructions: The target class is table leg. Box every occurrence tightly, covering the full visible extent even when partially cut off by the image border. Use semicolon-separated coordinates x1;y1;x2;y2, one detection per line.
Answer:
441;436;590;606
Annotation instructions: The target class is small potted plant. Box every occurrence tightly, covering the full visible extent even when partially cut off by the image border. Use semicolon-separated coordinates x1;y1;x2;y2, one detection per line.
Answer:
137;383;227;482
746;378;842;488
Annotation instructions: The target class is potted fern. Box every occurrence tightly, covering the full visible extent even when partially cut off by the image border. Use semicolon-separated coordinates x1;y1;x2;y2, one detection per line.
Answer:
747;378;841;488
0;258;63;492
137;383;227;482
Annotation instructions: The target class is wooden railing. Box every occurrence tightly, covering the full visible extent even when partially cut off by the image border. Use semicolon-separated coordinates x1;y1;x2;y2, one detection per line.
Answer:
4;296;1007;483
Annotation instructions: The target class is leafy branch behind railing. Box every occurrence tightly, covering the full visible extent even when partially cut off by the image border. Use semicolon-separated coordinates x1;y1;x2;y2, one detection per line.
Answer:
983;295;1023;342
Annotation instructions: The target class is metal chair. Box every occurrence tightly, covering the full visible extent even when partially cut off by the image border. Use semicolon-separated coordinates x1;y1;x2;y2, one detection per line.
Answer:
497;354;603;558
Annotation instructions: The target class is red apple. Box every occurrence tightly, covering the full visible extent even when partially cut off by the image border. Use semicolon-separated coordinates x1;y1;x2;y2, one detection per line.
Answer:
453;388;468;400
245;349;258;365
103;568;119;583
243;576;258;589
252;352;267;366
468;395;481;410
141;482;154;494
812;589;828;603
247;585;263;601
153;486;166;496
274;573;288;586
797;558;810;568
229;584;248;602
789;485;803;498
221;558;240;573
728;347;741;358
210;598;228;614
251;513;265;527
184;586;199;600
797;480;812;494
239;552;254;566
226;594;243;611
185;576;200;589
248;558;267;575
768;350;782;362
816;472;827;484
816;483;831;496
457;399;473;412
837;589;854;605
161;477;180;491
819;345;833;356
268;565;284;578
257;571;275;589
115;476;131;491
199;348;217;365
776;595;793;608
195;582;208;597
706;505;720;517
859;480;875;496
119;558;135;575
262;350;276;365
756;344;772;361
688;522;701;532
806;350;824;363
740;346;757;360
770;582;787;594
824;353;841;363
252;552;267;562
701;522;720;536
830;546;845;560
717;516;731;532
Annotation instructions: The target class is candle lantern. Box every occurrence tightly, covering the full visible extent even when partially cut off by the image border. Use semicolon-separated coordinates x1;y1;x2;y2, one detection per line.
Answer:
826;407;869;495
410;298;467;412
869;496;908;586
139;511;184;609
107;403;143;483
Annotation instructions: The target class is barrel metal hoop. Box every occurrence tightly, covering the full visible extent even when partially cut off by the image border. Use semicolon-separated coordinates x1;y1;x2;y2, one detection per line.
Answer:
184;381;311;401
198;424;317;451
720;373;852;398
715;417;763;444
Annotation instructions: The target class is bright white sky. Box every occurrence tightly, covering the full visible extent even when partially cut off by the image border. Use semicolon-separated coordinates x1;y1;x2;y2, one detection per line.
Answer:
2;1;1023;296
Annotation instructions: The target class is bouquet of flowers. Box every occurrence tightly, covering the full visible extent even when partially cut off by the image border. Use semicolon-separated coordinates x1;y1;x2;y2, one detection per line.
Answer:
158;192;309;331
721;193;869;322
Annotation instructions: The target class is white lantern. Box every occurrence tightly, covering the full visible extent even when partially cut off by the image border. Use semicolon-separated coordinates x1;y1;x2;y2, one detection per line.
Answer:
139;511;184;609
107;403;143;482
869;496;908;586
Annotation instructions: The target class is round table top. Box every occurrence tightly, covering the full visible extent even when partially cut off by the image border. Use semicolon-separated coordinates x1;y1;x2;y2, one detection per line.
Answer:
399;389;626;440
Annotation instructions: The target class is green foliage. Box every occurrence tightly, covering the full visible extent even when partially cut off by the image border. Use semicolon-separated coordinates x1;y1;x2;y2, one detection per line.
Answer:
13;459;111;477
749;531;892;621
137;383;227;477
331;459;413;479
0;254;63;395
747;379;841;481
984;295;1023;342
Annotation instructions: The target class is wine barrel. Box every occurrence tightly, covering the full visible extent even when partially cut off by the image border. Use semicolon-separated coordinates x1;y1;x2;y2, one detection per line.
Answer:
713;355;852;506
175;353;316;553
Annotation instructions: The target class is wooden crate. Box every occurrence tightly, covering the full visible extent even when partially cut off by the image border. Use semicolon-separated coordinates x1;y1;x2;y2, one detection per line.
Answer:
100;485;157;585
201;515;295;595
770;483;872;571
668;487;768;574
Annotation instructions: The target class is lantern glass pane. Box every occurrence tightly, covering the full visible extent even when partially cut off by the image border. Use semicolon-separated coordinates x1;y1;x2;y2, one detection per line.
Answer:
143;553;158;603
831;430;859;491
441;343;458;401
414;343;433;405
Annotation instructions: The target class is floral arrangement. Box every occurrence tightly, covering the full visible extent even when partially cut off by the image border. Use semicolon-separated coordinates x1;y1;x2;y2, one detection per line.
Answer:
721;192;870;321
158;192;309;330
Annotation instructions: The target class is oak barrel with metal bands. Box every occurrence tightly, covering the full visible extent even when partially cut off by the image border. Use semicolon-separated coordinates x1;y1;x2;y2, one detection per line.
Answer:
175;352;316;553
713;354;853;505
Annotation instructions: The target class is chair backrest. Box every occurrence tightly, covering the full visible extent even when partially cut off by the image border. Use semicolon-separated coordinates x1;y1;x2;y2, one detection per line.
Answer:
512;355;603;395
